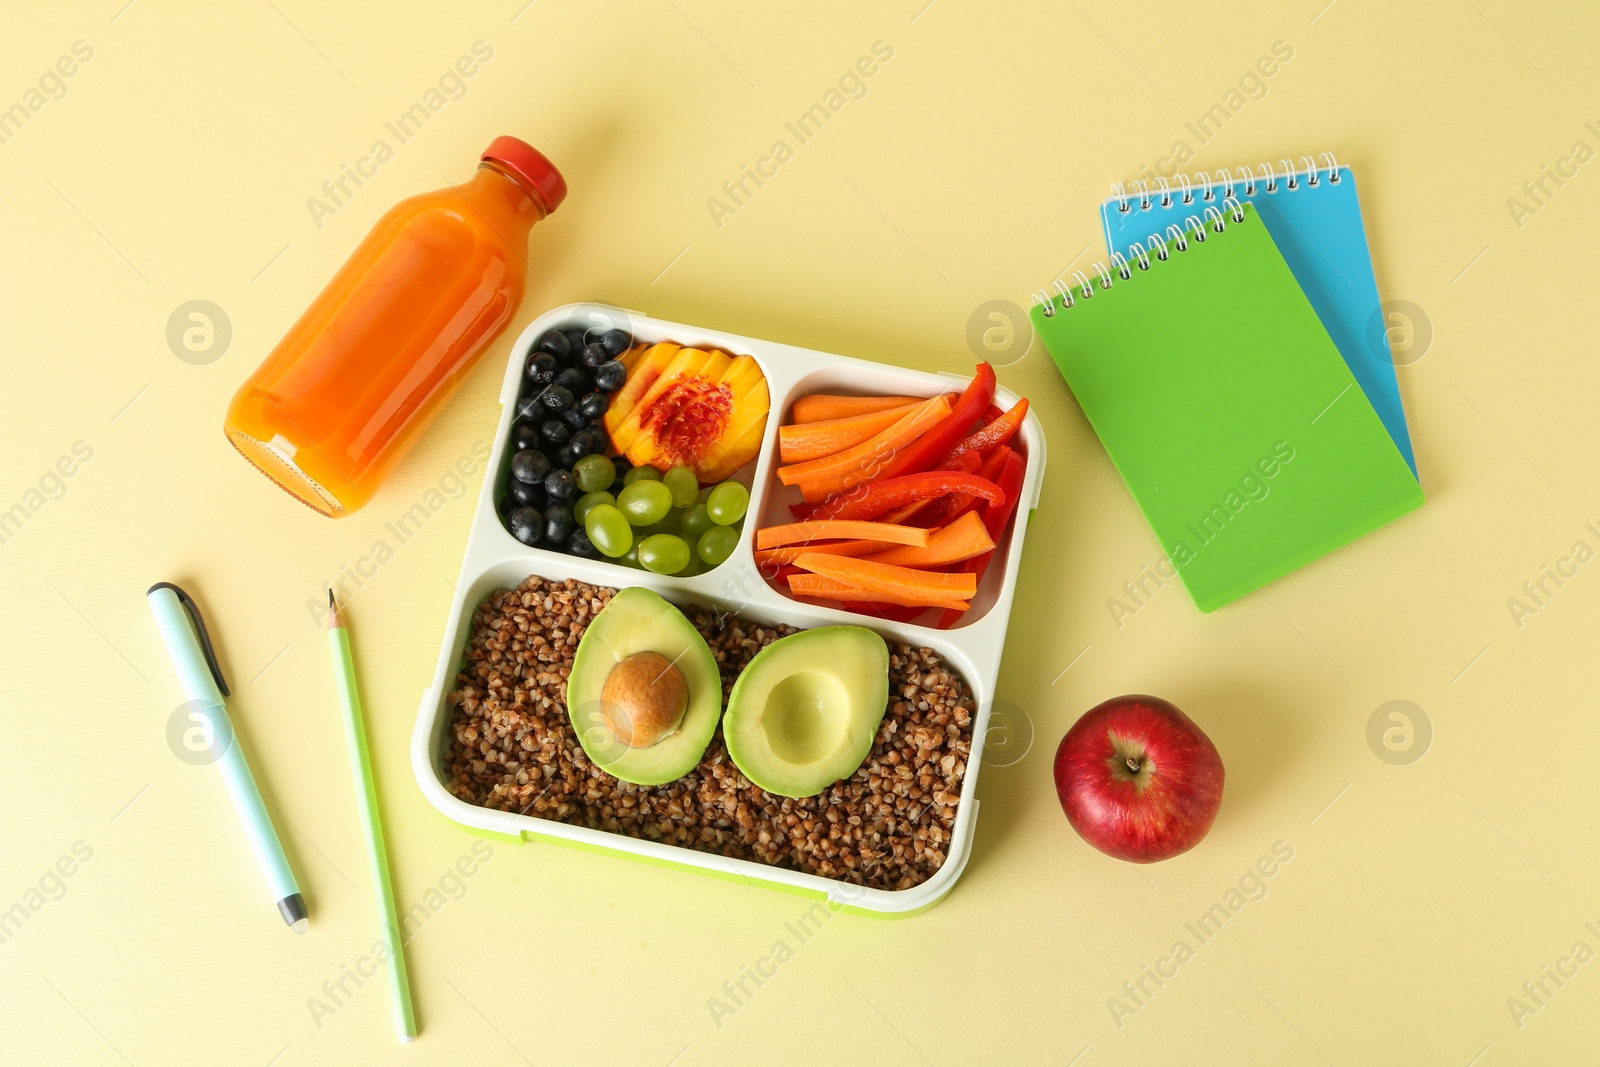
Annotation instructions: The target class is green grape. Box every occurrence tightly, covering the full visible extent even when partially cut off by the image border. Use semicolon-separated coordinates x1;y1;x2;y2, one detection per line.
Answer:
637;533;691;575
680;502;714;541
621;542;641;568
697;524;739;566
633;508;682;540
618;480;673;526
707;481;750;526
675;539;704;576
622;464;663;486
572;490;615;526
573;454;617;494
653;505;683;535
584;504;633;558
663;465;699;508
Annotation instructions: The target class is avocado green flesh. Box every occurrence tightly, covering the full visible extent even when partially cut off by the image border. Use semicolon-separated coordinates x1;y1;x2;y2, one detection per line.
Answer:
723;626;889;798
567;587;722;786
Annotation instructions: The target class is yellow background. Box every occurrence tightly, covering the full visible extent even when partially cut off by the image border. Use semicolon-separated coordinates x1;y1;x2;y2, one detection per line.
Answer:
2;0;1596;1063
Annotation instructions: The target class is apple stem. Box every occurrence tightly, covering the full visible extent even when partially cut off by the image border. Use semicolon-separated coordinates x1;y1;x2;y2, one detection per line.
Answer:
1125;756;1141;774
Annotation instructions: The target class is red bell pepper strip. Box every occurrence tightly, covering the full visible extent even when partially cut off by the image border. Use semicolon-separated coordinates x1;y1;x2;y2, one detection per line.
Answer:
949;398;1028;460
875;451;982;526
936;448;1027;628
872;363;996;481
933;446;1010;525
942;449;983;475
836;601;930;623
756;557;808;582
806;471;1005;523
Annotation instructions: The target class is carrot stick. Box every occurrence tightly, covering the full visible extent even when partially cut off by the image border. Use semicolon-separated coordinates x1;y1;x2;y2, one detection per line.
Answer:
860;512;994;568
756;520;929;550
777;396;952;489
777;403;918;464
791;553;977;607
788;573;971;612
790;394;923;423
753;540;896;567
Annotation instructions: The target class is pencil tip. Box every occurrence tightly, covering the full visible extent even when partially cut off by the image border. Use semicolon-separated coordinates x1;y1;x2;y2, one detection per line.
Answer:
328;588;336;610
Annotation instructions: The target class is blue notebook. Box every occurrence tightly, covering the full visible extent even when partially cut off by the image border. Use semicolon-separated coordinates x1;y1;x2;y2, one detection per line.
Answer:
1101;155;1416;477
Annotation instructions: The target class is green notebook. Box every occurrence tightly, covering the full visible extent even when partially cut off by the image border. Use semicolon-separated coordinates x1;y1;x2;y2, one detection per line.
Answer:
1031;201;1422;612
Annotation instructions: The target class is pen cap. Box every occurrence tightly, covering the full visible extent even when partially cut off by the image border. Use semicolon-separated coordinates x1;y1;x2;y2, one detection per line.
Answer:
147;584;229;708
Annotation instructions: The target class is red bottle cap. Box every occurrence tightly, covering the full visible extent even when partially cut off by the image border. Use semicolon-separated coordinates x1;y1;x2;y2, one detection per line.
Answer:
482;136;566;214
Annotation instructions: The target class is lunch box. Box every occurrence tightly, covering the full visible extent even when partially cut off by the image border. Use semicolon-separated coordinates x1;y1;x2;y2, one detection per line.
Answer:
411;304;1047;915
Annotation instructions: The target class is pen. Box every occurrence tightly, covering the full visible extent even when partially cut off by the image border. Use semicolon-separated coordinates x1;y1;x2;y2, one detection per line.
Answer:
146;582;308;932
326;590;417;1042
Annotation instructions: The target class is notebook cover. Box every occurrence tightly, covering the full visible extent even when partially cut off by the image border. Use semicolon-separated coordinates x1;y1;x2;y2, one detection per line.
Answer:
1034;203;1422;612
1101;166;1417;477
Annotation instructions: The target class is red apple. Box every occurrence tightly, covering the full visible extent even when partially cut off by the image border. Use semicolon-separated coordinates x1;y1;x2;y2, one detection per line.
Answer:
1053;695;1224;863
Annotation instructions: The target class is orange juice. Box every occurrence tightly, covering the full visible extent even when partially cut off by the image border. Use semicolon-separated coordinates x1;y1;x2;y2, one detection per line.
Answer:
224;137;565;516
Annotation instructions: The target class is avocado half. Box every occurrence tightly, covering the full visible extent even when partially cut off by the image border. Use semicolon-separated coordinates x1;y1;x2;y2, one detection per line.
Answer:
567;588;722;786
723;626;890;798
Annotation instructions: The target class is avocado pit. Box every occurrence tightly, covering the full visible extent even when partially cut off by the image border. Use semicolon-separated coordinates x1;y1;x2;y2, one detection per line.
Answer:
601;651;688;748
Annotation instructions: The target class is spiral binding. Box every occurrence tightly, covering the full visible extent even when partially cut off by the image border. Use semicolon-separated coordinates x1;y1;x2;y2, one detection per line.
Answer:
1032;196;1248;318
1106;151;1342;214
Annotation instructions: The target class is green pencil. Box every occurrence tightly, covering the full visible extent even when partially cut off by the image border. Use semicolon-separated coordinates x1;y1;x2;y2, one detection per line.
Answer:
327;590;418;1043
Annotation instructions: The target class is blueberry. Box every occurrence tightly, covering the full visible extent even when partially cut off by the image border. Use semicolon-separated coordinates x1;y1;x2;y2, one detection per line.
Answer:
558;440;586;467
510;448;551;484
497;495;516;522
563;327;588;354
526;351;557;386
567;528;601;559
511;419;541;453
555;367;591;395
514;394;543;421
561;406;589;430
544;503;574;543
578;391;609;421
574;427;607;456
536;329;570;360
544;468;577;501
508;506;543;546
610;454;633;482
540;418;571;446
599;329;631;357
541;385;574;413
508;478;545;508
581;343;610;370
593;360;627;393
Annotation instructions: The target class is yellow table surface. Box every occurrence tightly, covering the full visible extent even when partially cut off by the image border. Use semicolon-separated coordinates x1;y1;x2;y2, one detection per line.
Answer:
4;1;1597;1063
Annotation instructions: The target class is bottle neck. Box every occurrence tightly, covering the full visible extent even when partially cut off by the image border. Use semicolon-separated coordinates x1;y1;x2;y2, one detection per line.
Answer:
474;160;549;223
